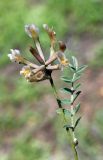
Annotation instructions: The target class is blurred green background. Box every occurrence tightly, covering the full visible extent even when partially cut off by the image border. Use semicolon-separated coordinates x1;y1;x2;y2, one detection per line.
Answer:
0;0;103;159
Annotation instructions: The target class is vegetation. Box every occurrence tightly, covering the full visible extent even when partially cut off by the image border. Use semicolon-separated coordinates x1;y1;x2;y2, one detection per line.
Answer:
0;0;103;159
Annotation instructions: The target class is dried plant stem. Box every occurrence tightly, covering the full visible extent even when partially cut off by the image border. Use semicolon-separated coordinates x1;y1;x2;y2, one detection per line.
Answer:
49;76;79;160
23;59;39;68
35;38;45;62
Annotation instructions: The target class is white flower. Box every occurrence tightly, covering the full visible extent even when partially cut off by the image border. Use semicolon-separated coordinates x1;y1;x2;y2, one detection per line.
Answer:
20;65;32;78
20;66;46;82
8;49;23;63
57;51;69;66
25;24;39;38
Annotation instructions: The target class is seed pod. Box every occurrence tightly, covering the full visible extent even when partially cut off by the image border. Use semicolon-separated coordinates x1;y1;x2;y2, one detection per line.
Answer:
30;47;44;64
28;71;47;82
59;41;66;52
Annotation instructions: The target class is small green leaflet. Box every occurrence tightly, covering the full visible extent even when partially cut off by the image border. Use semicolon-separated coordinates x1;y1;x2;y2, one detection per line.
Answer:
56;108;71;117
69;63;76;72
72;91;81;103
61;74;80;84
72;56;78;70
61;77;72;83
60;87;74;94
72;74;81;83
63;108;71;116
74;117;81;129
73;103;81;114
76;65;87;74
74;83;81;90
61;99;71;105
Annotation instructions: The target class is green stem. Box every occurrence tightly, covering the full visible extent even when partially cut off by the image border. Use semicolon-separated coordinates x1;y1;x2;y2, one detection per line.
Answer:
49;76;79;160
49;76;62;108
70;81;79;160
72;143;79;160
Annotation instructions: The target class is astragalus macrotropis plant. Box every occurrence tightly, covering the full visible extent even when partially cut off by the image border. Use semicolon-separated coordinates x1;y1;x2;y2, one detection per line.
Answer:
8;24;87;160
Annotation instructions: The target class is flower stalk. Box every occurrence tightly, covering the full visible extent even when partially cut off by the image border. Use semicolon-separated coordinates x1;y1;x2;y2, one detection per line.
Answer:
8;23;87;160
49;75;79;160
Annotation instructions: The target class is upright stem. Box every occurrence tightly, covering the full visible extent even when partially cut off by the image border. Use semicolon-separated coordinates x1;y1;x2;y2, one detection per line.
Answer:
49;76;62;108
49;75;79;160
70;81;79;160
70;82;75;139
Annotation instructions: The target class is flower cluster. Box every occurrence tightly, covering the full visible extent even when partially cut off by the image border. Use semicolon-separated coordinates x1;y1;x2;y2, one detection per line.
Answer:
8;24;69;82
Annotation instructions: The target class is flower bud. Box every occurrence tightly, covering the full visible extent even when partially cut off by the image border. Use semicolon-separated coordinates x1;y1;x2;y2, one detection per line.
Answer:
25;24;39;38
43;24;56;43
59;41;66;52
28;71;46;82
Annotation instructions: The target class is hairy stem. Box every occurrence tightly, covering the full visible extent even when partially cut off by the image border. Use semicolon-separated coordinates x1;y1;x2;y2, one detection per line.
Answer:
49;75;79;160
